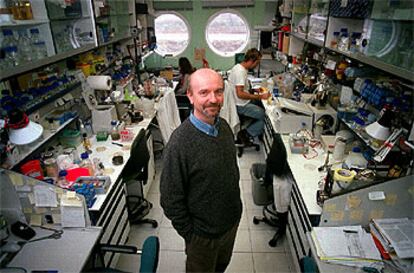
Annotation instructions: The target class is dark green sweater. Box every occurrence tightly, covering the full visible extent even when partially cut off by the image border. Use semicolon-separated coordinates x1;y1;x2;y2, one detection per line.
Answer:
160;118;242;239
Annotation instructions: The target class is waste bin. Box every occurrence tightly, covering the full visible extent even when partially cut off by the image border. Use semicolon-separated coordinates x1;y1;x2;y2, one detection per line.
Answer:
250;163;273;206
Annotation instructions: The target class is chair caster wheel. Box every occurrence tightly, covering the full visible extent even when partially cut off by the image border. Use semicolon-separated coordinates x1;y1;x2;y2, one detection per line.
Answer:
253;217;260;225
269;239;277;247
237;148;243;158
152;222;158;228
255;145;260;151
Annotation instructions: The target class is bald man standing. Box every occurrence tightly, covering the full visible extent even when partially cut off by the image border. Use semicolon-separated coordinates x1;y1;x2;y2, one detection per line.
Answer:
160;69;242;273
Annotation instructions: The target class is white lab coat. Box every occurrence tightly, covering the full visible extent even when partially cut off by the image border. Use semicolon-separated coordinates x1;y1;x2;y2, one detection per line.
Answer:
273;174;293;213
220;80;240;136
156;90;181;144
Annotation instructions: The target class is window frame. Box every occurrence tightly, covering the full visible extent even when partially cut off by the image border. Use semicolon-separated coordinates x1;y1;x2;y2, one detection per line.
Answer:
154;11;191;57
205;9;251;57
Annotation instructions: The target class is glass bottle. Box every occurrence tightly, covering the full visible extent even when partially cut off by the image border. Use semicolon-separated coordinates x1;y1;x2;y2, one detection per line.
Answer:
17;29;32;63
20;0;33;20
4;46;20;67
80;152;95;176
330;31;340;49
110;120;120;140
82;133;91;152
30;28;47;60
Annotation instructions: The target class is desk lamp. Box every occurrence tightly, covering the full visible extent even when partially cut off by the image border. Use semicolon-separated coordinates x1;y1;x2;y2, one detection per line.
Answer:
365;108;392;141
4;109;43;145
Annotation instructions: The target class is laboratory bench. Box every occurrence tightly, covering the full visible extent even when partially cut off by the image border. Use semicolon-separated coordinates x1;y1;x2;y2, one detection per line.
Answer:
262;98;414;273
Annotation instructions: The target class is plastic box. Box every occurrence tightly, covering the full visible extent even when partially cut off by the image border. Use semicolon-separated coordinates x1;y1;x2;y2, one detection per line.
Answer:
59;129;81;148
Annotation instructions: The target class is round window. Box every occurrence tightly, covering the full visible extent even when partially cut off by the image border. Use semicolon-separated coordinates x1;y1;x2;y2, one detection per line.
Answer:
154;13;190;56
206;11;250;57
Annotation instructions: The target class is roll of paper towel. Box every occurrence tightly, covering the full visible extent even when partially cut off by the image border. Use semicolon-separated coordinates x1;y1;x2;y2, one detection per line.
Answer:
87;75;112;90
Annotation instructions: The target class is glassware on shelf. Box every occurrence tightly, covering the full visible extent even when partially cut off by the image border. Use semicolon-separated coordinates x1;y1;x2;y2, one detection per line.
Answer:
17;29;32;63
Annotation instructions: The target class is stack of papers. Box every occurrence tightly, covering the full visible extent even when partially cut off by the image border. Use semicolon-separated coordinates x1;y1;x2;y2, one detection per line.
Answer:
370;218;414;273
311;225;382;269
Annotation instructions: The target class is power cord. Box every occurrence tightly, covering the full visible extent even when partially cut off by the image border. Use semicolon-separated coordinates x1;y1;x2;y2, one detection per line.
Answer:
26;226;63;244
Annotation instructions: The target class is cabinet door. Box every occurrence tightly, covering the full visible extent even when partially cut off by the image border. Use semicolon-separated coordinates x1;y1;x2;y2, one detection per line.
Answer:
94;0;132;45
292;0;310;39
308;0;329;44
0;0;55;73
45;0;97;54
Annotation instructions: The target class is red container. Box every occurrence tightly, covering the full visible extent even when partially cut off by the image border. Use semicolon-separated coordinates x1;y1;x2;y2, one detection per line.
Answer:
21;160;44;180
66;167;90;182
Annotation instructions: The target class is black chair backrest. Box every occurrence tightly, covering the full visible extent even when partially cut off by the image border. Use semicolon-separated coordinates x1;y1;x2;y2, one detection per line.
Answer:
122;129;150;183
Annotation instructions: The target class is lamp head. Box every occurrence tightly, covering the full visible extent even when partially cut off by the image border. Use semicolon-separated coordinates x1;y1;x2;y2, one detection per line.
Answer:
6;109;43;145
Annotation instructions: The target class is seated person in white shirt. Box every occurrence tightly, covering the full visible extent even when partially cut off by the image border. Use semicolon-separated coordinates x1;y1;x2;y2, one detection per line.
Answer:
228;48;270;144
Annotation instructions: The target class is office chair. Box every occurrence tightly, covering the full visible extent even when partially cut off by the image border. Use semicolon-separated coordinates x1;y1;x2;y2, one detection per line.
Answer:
175;94;192;122
122;129;157;228
235;116;260;157
252;134;290;247
91;235;160;273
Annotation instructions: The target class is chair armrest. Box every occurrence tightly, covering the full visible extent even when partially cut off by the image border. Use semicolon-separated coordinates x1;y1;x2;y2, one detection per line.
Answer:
99;244;138;254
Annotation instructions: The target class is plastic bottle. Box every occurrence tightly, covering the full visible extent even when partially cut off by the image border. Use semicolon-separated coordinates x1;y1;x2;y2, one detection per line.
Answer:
110;120;120;140
30;28;47;60
80;152;95;176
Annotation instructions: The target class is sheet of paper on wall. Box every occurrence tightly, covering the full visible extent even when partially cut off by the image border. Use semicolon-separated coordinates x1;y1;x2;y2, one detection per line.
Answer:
194;48;206;61
33;185;58;207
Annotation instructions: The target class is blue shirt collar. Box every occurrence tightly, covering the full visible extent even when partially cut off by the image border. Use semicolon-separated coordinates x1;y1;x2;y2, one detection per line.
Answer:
189;112;220;137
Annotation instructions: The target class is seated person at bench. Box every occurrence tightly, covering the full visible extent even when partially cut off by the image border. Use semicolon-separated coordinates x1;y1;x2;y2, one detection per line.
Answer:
228;48;270;144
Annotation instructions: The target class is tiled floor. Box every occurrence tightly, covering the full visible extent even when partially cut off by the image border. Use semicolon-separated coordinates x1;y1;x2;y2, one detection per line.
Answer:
116;145;294;273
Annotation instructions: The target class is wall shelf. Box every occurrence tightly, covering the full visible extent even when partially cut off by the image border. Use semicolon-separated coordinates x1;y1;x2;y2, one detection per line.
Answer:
25;82;82;115
326;47;414;82
0;44;96;81
0;19;50;27
339;117;379;152
10;116;78;169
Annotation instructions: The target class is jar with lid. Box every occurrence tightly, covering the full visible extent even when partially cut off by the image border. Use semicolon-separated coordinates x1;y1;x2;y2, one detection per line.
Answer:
110;120;120;140
44;158;58;178
57;170;71;188
80;152;95;176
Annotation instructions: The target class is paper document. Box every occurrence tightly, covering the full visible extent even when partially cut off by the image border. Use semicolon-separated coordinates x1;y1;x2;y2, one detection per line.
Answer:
372;218;414;259
33;185;58;207
312;225;382;268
